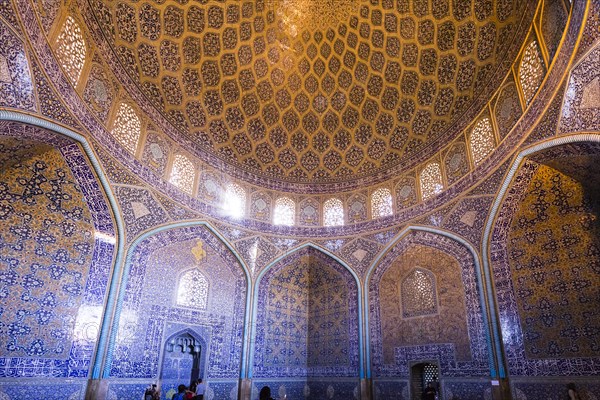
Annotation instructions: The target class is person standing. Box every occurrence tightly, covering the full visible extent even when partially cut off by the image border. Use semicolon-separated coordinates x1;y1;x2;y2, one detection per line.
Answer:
194;378;206;400
144;385;153;400
172;384;187;400
151;384;160;400
422;382;436;400
259;386;274;400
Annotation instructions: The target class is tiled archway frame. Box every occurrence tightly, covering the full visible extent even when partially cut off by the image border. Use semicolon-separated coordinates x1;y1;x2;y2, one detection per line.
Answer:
0;110;125;381
365;227;495;381
248;243;364;379
105;220;253;386
483;133;600;377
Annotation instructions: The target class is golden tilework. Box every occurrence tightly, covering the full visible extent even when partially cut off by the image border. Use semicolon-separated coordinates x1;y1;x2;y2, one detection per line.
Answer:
90;0;526;184
507;164;600;359
0;142;94;358
379;245;471;362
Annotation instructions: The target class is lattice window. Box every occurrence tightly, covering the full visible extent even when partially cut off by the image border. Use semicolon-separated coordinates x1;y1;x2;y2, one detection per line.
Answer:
112;103;141;155
420;162;444;201
55;16;87;85
274;197;295;226
224;182;246;218
423;364;439;383
176;269;208;309
323;198;344;226
469;117;495;165
401;269;437;318
371;188;393;218
519;40;546;105
169;154;195;194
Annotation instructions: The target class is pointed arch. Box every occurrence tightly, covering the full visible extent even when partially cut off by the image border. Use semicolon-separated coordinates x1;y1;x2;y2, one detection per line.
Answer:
483;133;600;378
159;328;210;387
105;220;252;379
0;110;125;380
249;242;365;380
365;225;497;379
162;328;208;354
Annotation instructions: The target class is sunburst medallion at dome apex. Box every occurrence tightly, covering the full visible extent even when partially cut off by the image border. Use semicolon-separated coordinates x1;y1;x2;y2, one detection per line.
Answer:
90;0;530;185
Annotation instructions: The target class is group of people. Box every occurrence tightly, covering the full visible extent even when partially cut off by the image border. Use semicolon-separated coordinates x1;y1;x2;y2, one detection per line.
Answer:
171;379;206;400
146;379;206;400
146;380;581;400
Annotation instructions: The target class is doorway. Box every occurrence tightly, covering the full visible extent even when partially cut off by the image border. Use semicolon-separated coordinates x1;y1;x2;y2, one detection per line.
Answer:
410;362;440;400
160;331;206;397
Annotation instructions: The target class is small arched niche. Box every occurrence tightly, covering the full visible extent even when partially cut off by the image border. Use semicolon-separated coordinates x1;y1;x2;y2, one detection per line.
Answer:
160;329;208;394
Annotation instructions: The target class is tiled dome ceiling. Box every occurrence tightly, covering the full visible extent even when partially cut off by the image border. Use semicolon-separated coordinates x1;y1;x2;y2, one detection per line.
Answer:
91;0;530;187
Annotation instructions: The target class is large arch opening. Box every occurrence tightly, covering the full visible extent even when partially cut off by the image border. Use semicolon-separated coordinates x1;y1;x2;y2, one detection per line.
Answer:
0;120;119;397
488;138;600;397
367;229;491;399
108;224;248;399
252;246;360;399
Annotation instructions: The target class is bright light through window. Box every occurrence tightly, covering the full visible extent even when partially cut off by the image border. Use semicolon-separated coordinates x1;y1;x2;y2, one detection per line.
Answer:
169;154;195;195
371;188;393;218
420;162;444;201
274;197;295;226
177;269;208;309
470;117;495;166
323;198;344;226
56;16;86;85
112;102;141;155
224;183;246;218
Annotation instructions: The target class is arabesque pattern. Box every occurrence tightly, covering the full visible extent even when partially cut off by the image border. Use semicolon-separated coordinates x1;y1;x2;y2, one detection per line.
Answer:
253;247;359;378
89;0;527;185
506;164;600;360
0;143;94;359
